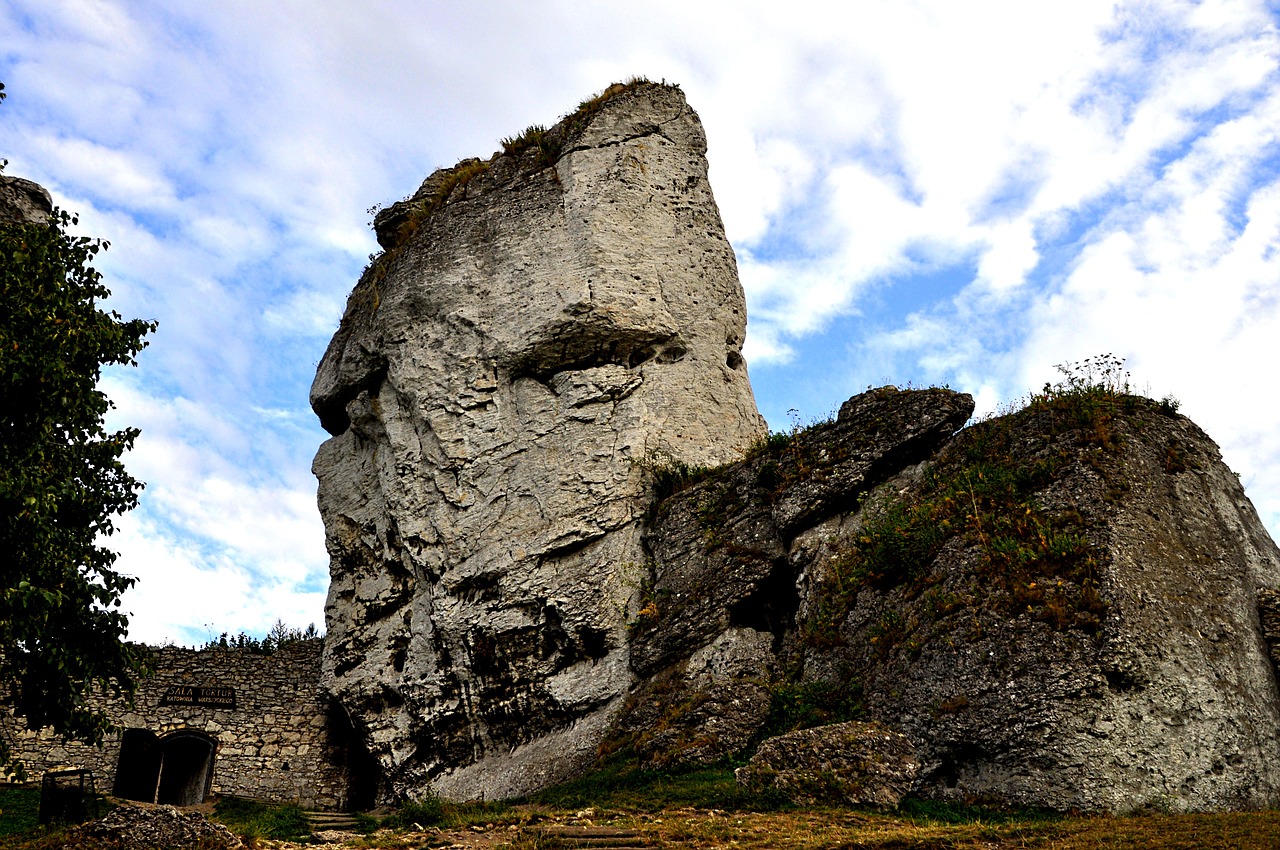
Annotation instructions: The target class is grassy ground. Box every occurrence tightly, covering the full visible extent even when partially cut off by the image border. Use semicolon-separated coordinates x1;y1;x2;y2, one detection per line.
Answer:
2;770;1280;849
0;787;39;837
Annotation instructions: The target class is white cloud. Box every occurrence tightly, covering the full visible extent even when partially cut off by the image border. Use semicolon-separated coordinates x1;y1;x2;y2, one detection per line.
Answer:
4;0;1280;641
113;511;327;646
99;375;329;642
29;135;176;211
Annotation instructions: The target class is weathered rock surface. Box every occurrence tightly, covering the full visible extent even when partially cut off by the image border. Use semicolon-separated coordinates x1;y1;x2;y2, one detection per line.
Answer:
1257;587;1280;669
612;626;775;767
630;387;974;679
72;803;243;850
735;720;920;809
0;175;53;225
607;387;971;768
788;397;1280;811
635;387;1280;812
311;81;765;802
313;80;1280;813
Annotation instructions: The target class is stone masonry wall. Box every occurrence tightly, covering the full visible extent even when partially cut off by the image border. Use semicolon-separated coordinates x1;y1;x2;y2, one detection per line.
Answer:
1;640;359;810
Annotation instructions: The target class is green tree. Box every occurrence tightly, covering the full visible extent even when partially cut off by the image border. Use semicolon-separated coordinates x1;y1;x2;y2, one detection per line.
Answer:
0;149;156;771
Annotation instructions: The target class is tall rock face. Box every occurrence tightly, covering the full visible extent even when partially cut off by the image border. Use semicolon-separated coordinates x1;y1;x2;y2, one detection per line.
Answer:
628;386;1280;812
311;82;766;801
312;81;1280;812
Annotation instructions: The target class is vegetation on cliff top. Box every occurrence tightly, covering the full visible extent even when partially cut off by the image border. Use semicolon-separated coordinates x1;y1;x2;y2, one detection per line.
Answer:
802;354;1141;650
358;75;665;305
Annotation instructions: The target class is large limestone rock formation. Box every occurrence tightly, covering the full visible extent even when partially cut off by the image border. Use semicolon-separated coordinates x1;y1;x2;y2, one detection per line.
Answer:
629;385;1280;812
313;81;1280;812
311;82;765;801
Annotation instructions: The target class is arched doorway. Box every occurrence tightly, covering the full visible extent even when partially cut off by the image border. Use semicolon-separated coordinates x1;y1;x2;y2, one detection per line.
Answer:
112;729;217;806
156;731;217;806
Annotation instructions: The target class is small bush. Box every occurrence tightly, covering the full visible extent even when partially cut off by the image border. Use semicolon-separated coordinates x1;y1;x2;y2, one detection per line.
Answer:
382;797;445;829
636;450;716;503
761;679;864;738
212;796;311;841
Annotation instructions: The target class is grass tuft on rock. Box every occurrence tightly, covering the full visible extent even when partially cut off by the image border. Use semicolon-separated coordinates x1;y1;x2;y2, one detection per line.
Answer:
804;356;1131;649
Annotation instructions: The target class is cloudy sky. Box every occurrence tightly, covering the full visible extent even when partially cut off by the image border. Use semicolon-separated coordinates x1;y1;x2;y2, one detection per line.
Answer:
3;1;1278;645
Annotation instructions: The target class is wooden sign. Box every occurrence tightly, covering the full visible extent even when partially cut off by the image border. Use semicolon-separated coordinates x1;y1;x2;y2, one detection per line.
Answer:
159;685;237;709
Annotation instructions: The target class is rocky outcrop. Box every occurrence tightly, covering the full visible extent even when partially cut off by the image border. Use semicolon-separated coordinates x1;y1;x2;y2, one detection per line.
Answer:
313;81;1280;813
736;720;920;809
627;385;1280;812
630;387;974;679
786;394;1280;812
0;175;53;225
311;81;765;802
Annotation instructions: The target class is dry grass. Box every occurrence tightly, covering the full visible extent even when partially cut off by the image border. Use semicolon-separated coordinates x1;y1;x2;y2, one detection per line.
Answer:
452;807;1280;849
3;802;1278;849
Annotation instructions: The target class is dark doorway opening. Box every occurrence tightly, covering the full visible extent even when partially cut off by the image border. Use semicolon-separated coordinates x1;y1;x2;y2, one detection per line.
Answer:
112;729;161;802
324;700;380;811
156;731;217;806
113;728;217;806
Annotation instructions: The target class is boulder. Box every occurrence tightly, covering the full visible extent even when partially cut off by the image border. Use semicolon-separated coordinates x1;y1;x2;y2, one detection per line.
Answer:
735;720;920;809
612;627;775;767
310;81;766;802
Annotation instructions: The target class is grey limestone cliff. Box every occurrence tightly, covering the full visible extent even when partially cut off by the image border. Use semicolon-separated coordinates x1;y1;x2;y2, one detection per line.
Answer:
312;81;1280;812
310;81;766;801
630;386;1280;812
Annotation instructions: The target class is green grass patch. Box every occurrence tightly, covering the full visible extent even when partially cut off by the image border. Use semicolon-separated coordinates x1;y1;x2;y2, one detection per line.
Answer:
0;787;40;836
211;796;311;842
351;811;380;833
380;797;444;828
899;796;1061;825
521;752;783;812
381;797;514;831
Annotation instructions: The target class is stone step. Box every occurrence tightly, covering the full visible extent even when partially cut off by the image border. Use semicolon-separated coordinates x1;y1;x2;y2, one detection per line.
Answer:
302;810;360;830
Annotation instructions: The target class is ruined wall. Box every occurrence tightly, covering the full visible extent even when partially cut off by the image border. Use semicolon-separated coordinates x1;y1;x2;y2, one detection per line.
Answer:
2;641;363;810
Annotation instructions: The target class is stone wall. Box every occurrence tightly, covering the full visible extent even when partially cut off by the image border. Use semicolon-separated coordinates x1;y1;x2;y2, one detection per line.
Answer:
1;640;367;811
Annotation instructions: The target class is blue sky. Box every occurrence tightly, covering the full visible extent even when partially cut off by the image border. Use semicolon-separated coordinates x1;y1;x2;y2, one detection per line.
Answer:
2;0;1278;645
